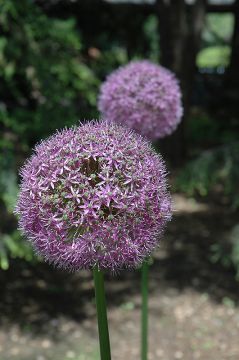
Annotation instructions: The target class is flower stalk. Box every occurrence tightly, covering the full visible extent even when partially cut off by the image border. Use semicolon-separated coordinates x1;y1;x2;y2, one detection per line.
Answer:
141;260;149;360
93;267;111;360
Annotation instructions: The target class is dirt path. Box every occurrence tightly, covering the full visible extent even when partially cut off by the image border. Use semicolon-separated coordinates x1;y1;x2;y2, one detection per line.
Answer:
0;195;239;360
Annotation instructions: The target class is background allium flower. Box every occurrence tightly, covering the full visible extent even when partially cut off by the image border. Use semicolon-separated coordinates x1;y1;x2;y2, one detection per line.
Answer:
16;121;171;271
98;60;183;140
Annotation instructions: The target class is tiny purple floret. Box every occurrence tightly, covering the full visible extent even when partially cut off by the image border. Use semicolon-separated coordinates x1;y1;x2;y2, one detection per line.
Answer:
98;60;183;140
15;121;171;272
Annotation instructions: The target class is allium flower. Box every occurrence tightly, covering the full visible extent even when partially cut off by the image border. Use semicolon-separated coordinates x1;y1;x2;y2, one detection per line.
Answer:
16;121;171;271
98;60;183;140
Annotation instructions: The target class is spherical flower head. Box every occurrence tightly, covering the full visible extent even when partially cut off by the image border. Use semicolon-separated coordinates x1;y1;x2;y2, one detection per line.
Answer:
15;121;171;272
98;60;183;140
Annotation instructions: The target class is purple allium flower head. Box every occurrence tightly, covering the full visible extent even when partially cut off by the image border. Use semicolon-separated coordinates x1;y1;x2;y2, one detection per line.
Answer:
15;121;171;272
98;60;183;140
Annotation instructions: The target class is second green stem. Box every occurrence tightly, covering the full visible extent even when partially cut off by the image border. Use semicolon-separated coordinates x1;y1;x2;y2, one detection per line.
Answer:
141;260;149;360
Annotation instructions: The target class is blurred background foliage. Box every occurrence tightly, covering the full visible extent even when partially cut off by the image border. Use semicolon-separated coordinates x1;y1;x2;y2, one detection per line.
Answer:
197;13;233;67
175;142;239;207
0;0;239;277
0;0;100;269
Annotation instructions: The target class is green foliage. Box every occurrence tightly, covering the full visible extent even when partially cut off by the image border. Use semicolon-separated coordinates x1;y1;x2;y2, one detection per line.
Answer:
210;224;239;280
143;15;160;62
0;156;36;270
175;142;239;208
0;0;100;269
197;46;231;68
198;13;234;68
187;111;239;148
186;112;221;147
230;224;239;280
0;0;99;141
203;13;234;46
0;168;18;213
0;231;34;270
89;46;128;80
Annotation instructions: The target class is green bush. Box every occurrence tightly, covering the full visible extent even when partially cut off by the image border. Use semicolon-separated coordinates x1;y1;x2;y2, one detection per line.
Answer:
0;0;99;141
0;0;100;269
175;142;239;209
210;224;239;280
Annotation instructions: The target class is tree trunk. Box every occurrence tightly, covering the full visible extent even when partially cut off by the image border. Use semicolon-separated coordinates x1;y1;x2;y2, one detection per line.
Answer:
226;0;239;87
155;0;207;164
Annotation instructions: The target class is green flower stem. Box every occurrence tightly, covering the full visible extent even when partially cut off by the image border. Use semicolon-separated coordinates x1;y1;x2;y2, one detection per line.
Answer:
141;260;149;360
93;268;111;360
